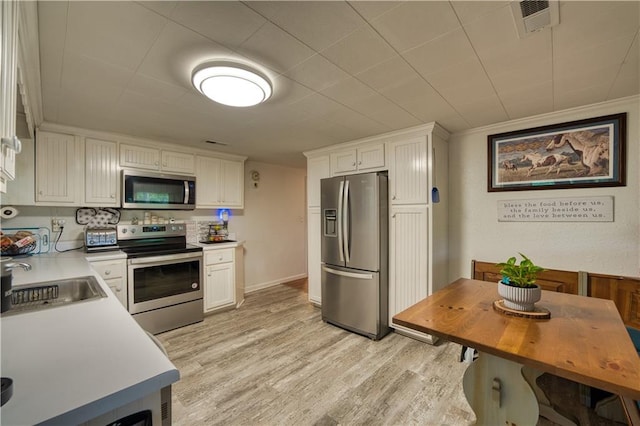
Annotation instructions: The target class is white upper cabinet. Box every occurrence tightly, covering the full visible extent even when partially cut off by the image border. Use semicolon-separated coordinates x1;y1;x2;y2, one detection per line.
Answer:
35;130;81;204
306;155;330;208
0;1;20;192
85;137;119;207
388;136;428;205
161;150;195;174
120;143;195;175
196;156;244;209
120;143;159;171
3;138;35;205
330;143;385;175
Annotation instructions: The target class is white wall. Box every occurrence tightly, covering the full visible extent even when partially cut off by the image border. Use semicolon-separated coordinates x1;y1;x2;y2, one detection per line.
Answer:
448;96;639;280
1;160;308;292
229;161;307;291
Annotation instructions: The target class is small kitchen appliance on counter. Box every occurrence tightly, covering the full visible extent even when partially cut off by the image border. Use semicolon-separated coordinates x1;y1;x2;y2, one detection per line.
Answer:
85;228;118;252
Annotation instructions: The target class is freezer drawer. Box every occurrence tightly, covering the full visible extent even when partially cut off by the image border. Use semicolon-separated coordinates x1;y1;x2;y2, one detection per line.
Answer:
321;265;389;340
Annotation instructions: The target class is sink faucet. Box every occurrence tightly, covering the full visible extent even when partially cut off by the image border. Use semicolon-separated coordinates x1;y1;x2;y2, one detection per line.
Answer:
2;261;32;313
2;262;32;273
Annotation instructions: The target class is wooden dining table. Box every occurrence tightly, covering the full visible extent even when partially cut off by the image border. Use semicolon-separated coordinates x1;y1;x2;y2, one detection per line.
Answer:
393;278;640;425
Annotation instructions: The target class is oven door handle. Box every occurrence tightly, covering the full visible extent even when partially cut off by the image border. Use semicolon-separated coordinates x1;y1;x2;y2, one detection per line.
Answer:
128;252;202;265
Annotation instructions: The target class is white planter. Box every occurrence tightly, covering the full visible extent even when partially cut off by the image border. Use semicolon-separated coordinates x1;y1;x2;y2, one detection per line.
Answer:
498;282;541;312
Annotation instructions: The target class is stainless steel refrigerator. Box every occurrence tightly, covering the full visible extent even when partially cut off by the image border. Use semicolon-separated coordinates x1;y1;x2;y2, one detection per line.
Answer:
320;171;390;340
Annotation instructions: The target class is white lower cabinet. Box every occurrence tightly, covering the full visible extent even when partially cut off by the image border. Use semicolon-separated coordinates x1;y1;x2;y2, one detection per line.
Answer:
204;248;236;312
388;205;433;342
89;258;127;308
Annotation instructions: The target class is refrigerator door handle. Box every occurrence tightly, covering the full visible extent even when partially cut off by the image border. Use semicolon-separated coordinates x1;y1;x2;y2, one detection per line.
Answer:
322;266;373;280
337;179;345;262
343;179;350;263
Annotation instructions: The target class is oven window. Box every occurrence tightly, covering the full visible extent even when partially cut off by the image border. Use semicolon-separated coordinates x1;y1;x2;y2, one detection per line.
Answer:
133;260;200;303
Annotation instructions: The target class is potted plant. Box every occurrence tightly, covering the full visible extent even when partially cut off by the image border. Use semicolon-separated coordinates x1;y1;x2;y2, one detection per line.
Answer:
495;253;544;312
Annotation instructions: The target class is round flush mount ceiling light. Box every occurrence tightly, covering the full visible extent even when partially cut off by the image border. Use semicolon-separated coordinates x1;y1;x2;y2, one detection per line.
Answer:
192;63;272;107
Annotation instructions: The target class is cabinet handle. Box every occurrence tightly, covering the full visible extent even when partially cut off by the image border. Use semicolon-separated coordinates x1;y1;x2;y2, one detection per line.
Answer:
38;190;43;195
1;136;21;153
104;270;111;276
352;162;356;166
110;194;115;199
392;214;396;218
358;161;362;165
392;195;396;200
218;256;223;261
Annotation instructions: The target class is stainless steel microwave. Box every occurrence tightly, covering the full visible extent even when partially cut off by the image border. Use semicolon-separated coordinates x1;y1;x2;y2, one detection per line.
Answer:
122;169;196;210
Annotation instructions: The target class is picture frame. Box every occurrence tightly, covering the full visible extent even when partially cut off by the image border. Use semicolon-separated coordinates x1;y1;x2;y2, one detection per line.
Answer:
488;113;626;192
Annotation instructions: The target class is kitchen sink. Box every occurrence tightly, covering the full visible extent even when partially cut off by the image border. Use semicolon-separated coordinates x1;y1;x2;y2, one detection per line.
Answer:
6;276;107;315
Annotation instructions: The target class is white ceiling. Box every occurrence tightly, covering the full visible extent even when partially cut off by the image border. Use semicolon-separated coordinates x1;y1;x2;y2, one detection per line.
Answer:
37;1;639;168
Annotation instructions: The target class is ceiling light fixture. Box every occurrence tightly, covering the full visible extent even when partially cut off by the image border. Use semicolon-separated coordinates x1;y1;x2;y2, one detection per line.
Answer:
192;63;272;107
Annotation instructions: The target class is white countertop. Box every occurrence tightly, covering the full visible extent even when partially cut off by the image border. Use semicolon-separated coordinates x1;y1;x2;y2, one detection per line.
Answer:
195;240;244;250
1;251;179;425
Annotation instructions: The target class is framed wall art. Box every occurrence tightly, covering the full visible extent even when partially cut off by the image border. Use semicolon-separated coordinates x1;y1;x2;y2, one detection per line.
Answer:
488;113;626;192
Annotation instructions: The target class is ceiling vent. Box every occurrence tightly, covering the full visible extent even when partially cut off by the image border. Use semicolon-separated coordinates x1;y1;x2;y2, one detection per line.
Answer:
511;0;559;38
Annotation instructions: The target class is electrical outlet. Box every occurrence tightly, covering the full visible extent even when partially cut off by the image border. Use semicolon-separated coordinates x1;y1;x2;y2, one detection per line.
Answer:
52;218;60;232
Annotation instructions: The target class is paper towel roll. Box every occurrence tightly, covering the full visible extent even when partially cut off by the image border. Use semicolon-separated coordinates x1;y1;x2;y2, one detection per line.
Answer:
0;206;19;219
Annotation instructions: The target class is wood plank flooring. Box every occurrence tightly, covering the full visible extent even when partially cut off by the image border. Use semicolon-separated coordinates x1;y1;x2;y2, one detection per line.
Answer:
157;281;472;425
157;280;626;425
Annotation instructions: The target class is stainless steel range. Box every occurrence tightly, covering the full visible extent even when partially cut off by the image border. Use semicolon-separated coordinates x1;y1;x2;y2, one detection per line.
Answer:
117;224;203;334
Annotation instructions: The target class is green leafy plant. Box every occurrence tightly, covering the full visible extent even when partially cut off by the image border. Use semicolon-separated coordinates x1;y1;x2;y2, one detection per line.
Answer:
496;253;544;288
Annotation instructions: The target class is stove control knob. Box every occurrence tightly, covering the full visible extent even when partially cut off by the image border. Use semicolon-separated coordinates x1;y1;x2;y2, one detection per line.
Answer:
130;228;136;233
121;229;127;234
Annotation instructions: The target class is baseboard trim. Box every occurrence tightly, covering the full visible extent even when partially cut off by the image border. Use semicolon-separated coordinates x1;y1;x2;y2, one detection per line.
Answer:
245;273;308;294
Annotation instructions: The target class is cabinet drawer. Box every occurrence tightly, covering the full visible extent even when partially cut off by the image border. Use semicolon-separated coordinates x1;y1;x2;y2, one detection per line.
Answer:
91;261;124;279
205;249;234;265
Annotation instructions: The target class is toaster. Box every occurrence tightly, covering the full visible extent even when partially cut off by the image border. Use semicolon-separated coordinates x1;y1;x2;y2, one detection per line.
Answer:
85;228;118;252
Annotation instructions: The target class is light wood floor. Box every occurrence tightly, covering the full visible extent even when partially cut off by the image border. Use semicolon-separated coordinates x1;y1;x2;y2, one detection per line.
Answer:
157;280;625;426
157;280;473;425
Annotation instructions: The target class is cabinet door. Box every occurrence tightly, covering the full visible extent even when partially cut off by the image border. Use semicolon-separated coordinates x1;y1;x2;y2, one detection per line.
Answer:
357;143;385;170
306;155;330;208
85;137;119;206
161;150;194;174
90;259;127;308
330;150;357;174
120;143;160;170
204;263;235;312
0;0;19;192
307;208;322;305
195;156;222;207
220;159;243;207
104;277;127;308
3;138;35;205
389;205;428;324
389;136;428;204
35;131;80;203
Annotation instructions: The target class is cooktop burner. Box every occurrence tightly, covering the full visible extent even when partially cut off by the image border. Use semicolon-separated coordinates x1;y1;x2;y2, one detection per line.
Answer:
117;224;202;258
